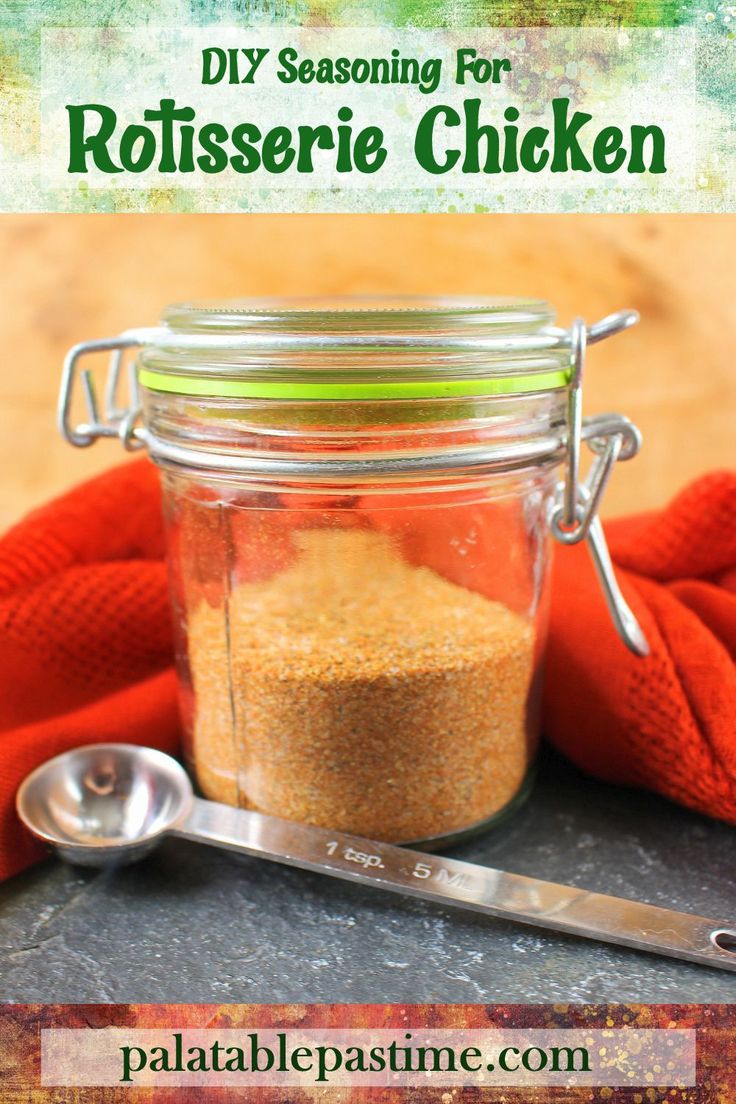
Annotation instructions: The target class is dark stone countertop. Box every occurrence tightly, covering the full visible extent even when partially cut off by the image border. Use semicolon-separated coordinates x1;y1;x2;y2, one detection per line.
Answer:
1;750;734;1003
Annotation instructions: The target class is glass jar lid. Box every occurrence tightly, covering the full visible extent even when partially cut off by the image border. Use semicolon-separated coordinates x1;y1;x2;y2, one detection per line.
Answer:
160;296;555;335
137;296;574;401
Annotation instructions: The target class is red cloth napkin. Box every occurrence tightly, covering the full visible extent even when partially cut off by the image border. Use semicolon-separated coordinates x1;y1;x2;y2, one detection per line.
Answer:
0;461;179;879
543;470;736;820
1;461;734;882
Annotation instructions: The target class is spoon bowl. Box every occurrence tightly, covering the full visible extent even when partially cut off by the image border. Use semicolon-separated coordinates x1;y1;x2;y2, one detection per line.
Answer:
16;744;193;866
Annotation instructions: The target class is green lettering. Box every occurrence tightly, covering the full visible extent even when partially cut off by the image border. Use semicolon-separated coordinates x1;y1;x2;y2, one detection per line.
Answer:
224;1047;247;1072
460;1046;482;1072
368;1045;387;1071
208;1041;224;1072
549;1045;591;1072
201;47;227;85
593;125;626;173
316;1045;342;1083
119;1045;146;1083
345;1046;369;1072
296;124;335;172
551;97;592;172
143;98;195;172
230;122;261;173
186;1046;208;1072
455;47;478;84
502;105;519;172
249;1033;274;1072
119;124;155;173
178;125;195;173
522;1046;547;1072
291;1045;313;1073
196;122;229;173
352;126;386;173
416;1045;456;1072
629;124;666;173
277;47;299;83
240;48;269;84
335;106;354;172
261;126;295;173
461;99;500;174
334;57;352;84
415;104;461;174
519;126;550;171
149;1046;173;1073
66;104;121;173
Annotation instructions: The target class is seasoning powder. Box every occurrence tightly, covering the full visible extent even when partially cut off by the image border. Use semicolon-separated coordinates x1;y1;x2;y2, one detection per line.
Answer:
187;527;534;842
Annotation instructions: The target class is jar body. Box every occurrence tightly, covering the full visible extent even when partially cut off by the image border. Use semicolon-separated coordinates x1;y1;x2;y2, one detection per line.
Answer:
58;296;645;842
154;391;561;845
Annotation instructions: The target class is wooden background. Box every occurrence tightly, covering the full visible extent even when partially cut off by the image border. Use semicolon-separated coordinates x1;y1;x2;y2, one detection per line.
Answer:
1;213;733;530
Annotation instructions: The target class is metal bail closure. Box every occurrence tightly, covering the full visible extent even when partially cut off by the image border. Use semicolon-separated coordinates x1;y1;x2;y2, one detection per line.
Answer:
58;330;154;451
549;311;649;657
58;311;649;657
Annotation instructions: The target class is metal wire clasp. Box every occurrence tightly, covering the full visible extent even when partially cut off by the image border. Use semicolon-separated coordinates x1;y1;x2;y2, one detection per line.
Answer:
58;330;154;451
548;310;649;656
58;312;649;656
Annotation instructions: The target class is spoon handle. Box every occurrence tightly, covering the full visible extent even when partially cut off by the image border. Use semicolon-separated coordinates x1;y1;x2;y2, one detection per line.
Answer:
174;796;736;973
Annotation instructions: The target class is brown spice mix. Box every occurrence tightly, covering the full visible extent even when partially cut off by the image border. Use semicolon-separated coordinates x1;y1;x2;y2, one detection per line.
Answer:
187;527;534;842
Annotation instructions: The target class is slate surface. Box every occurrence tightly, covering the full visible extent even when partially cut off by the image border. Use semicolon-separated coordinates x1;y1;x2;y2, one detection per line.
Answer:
1;750;734;1003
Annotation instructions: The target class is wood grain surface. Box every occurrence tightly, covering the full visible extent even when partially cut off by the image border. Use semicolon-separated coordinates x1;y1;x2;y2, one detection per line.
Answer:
0;213;733;530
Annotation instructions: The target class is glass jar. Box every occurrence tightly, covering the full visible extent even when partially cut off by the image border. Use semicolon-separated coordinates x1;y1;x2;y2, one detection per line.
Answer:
59;297;647;846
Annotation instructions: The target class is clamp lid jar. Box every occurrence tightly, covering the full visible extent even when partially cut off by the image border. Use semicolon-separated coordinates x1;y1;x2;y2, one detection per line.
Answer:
59;296;647;846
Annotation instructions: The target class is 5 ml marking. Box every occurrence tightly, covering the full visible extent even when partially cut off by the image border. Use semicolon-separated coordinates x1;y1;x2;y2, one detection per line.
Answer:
324;843;472;888
412;861;472;890
326;840;385;869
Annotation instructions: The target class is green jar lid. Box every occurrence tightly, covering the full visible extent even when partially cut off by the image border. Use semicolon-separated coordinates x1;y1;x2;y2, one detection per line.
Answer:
137;296;573;401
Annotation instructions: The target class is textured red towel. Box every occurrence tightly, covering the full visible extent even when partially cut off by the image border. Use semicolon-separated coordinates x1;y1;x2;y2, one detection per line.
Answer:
543;470;736;820
0;461;179;880
0;462;734;881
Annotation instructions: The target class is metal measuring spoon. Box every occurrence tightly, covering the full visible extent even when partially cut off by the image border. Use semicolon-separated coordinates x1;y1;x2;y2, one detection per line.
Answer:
16;743;736;973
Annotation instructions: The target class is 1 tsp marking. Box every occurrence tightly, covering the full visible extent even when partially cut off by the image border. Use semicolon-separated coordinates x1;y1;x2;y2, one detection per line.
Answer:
326;840;385;869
